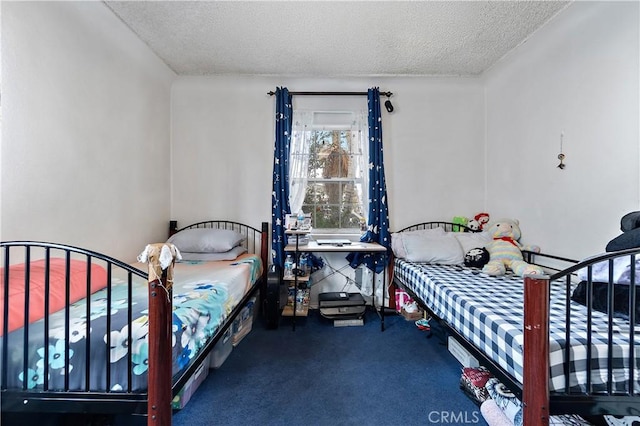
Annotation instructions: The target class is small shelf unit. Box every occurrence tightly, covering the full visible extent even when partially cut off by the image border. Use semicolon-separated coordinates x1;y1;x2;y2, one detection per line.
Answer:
281;274;311;317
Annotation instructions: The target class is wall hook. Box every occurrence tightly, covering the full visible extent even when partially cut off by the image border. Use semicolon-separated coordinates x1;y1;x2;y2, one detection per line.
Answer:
557;153;565;169
557;132;566;170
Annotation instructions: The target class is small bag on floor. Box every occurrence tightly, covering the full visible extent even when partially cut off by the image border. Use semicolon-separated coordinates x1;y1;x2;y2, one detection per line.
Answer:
395;288;414;312
459;366;492;405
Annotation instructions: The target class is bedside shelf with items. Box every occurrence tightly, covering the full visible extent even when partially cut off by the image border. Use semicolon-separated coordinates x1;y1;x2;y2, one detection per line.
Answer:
284;229;311;330
281;274;311;317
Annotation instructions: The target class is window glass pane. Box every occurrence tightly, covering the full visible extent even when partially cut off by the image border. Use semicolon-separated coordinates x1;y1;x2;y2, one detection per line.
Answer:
309;204;340;229
303;182;323;204
308;133;322;179
342;203;363;229
291;111;367;233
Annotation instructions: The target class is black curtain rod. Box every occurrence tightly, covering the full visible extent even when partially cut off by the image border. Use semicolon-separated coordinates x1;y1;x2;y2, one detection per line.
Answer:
267;90;392;97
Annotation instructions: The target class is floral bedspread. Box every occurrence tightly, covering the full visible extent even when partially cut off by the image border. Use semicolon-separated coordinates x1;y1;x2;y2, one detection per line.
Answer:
2;254;262;392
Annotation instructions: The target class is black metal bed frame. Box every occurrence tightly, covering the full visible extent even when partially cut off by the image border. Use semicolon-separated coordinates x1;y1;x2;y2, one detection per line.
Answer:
545;248;640;416
391;221;640;421
1;220;269;422
396;221;478;233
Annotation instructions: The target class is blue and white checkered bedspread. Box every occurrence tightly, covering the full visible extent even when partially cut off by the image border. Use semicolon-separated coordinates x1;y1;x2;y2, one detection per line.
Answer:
394;260;640;393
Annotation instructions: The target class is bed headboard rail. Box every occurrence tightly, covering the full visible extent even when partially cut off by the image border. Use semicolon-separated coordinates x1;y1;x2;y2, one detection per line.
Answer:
169;220;268;258
169;220;270;288
395;221;476;233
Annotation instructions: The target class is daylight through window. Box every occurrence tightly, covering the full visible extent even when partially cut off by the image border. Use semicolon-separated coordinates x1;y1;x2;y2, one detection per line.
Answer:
290;111;368;234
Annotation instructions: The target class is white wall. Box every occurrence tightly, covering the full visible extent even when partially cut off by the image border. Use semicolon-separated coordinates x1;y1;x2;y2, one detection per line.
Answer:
170;77;273;229
1;2;175;260
5;1;635;267
171;76;486;233
483;1;639;259
171;76;485;300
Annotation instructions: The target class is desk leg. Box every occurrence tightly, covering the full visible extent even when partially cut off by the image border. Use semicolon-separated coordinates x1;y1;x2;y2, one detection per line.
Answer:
292;236;300;331
371;255;386;332
381;264;386;331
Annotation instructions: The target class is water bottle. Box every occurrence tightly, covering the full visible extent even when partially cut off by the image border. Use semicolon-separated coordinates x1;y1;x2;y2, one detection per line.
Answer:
284;255;294;279
299;254;307;276
296;289;305;313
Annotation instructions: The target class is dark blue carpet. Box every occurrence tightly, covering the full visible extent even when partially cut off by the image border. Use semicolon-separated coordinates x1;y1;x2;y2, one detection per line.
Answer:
172;310;487;426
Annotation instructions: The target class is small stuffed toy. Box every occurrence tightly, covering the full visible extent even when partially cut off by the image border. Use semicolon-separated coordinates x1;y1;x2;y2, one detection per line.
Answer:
474;213;490;230
464;247;490;268
452;216;469;232
468;212;490;232
467;219;481;232
482;219;544;277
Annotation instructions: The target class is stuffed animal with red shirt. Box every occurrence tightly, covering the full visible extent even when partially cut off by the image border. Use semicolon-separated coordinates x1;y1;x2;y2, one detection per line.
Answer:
475;212;490;230
468;212;490;232
482;219;544;277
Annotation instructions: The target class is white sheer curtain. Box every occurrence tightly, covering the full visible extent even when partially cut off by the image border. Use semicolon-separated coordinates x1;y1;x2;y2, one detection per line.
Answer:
289;111;314;214
350;110;369;228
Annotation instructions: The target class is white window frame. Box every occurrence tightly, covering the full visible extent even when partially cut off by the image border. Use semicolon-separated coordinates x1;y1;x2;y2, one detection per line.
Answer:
289;110;368;236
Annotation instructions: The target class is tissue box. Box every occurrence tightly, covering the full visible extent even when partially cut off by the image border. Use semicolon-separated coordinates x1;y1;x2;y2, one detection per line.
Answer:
400;306;423;321
287;235;309;246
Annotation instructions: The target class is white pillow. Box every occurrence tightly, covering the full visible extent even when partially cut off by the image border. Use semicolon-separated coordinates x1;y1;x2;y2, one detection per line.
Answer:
402;232;464;264
167;228;245;253
454;231;492;255
577;254;640;285
179;246;247;262
391;227;446;259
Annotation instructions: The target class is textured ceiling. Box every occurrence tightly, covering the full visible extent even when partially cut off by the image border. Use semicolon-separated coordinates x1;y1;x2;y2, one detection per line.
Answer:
104;1;571;77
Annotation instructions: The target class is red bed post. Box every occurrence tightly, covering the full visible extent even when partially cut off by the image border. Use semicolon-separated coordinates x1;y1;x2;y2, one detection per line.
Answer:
523;274;551;426
143;243;178;426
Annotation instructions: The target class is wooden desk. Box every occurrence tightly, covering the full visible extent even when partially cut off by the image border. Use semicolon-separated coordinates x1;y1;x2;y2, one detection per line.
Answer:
284;239;388;330
284;241;387;254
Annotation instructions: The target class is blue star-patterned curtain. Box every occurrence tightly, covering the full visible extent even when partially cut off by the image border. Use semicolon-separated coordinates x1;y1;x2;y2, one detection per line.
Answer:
347;88;391;273
271;87;293;267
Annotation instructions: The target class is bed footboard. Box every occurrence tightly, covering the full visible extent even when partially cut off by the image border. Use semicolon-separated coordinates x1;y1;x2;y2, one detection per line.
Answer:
141;243;178;426
544;248;640;416
523;274;551;426
1;220;270;423
0;242;150;415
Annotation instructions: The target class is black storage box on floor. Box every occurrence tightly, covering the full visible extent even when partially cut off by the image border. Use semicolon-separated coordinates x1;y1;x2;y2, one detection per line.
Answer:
319;292;366;319
265;264;288;329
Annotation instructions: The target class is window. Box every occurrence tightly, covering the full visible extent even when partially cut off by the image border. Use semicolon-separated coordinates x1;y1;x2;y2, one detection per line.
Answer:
290;111;368;234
